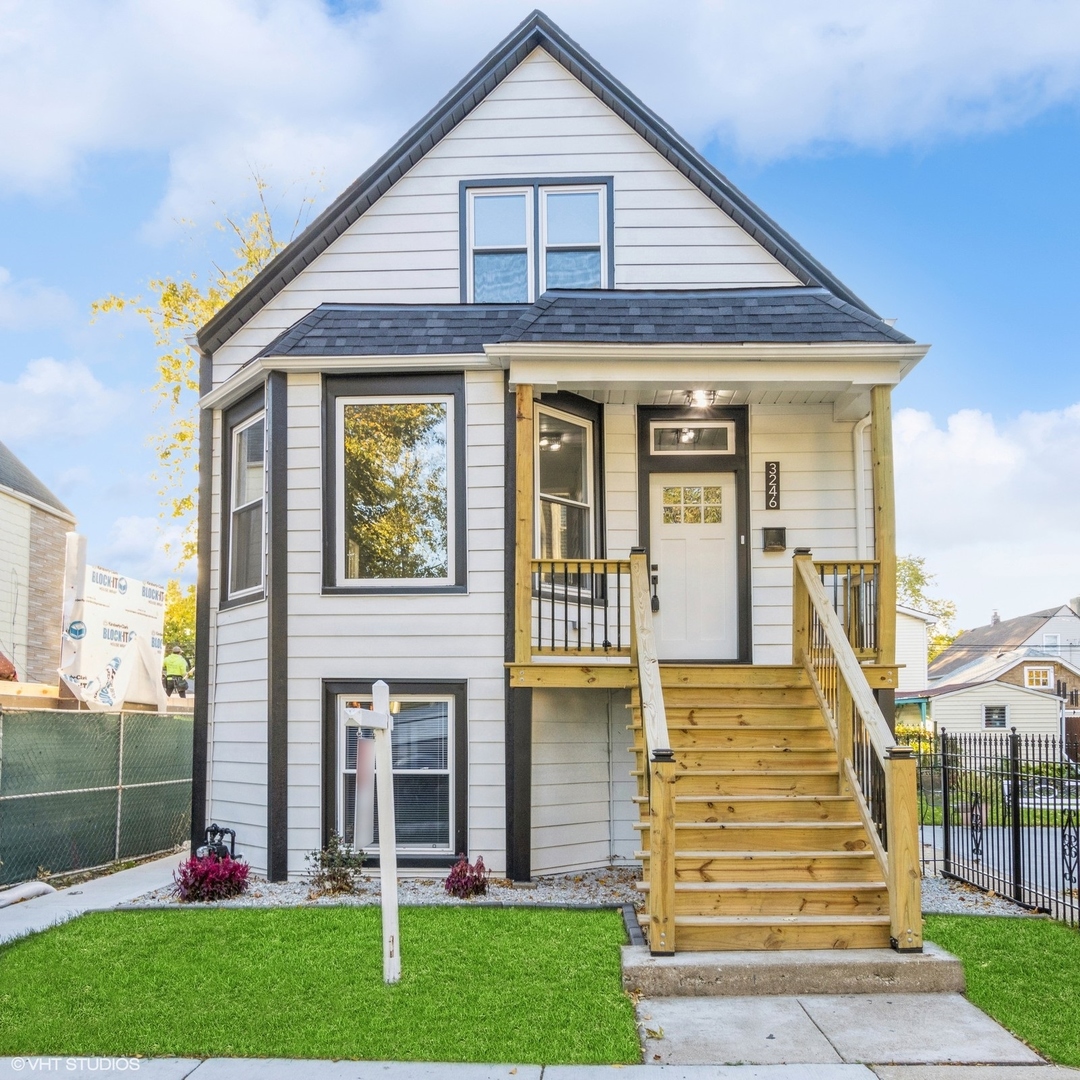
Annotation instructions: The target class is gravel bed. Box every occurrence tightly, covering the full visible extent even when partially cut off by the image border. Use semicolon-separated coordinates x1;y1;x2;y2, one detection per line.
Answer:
921;873;1035;916
127;865;643;910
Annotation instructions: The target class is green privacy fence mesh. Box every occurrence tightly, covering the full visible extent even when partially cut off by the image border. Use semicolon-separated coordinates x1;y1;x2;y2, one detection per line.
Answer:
0;709;192;886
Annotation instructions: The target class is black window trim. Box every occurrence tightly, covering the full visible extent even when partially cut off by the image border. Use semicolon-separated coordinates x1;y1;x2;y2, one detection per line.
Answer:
322;678;468;870
322;372;467;595
459;176;615;303
219;385;266;610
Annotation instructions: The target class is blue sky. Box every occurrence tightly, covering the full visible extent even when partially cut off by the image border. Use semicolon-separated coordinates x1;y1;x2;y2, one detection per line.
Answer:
0;0;1077;629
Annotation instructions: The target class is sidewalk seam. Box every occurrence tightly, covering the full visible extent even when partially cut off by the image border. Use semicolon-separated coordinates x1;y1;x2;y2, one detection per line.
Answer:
797;994;850;1064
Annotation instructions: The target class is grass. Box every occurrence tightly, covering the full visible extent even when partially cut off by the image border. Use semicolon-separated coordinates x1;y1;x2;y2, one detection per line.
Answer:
926;914;1080;1066
0;906;640;1063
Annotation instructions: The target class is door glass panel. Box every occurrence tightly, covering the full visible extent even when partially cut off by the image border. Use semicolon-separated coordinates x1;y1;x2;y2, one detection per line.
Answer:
659;485;721;525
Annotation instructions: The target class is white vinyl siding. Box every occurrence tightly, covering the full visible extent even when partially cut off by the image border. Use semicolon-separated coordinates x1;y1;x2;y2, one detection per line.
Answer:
603;404;638;557
531;687;636;875
749;405;871;664
206;408;270;874
930;682;1061;737
283;370;506;876
896;611;931;692
211;47;799;386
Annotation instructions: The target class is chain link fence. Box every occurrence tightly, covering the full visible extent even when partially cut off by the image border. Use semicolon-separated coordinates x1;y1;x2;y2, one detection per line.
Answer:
0;709;192;886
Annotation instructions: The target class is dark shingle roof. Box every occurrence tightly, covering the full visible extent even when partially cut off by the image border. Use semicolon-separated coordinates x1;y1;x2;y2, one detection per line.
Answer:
929;608;1063;680
198;11;882;359
259;304;528;357
0;440;73;519
504;289;913;345
256;289;912;359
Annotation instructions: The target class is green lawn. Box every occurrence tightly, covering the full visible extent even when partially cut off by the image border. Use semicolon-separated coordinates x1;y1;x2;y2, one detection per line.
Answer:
926;914;1080;1066
0;906;640;1063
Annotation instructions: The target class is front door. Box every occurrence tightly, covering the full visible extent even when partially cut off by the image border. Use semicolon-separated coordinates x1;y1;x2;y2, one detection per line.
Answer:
649;472;738;660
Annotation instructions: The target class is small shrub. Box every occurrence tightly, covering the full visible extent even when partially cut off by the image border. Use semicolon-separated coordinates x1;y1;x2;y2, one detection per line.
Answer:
306;831;365;895
444;853;487;899
174;854;249;902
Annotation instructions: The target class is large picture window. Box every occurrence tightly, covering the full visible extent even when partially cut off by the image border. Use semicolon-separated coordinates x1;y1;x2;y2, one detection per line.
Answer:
462;178;612;303
337;396;452;584
536;404;593;561
324;374;466;593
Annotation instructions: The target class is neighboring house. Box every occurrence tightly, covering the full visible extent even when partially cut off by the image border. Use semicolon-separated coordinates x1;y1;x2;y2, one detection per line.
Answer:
0;439;74;684
906;649;1080;738
894;605;938;728
930;601;1080;681
192;8;927;957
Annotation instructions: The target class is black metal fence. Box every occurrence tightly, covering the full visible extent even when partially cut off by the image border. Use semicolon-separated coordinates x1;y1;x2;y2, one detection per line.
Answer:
903;727;1080;925
0;709;192;886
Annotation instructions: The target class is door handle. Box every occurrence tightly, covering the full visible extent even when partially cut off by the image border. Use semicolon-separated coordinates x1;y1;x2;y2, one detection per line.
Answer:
650;565;660;613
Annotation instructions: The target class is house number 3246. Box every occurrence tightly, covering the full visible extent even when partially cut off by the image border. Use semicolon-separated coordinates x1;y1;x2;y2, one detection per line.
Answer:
765;461;780;509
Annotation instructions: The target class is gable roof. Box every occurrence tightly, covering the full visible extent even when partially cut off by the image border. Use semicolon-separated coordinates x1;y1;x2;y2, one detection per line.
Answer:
199;10;879;356
927;647;1080;693
258;287;909;360
929;607;1073;680
0;439;74;520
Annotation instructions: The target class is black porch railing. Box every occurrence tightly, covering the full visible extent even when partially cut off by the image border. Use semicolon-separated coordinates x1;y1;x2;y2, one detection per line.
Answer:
530;559;632;657
901;727;1080;926
815;561;879;661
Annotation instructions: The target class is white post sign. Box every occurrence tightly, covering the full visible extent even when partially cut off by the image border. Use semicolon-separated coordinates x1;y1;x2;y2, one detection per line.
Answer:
344;680;400;984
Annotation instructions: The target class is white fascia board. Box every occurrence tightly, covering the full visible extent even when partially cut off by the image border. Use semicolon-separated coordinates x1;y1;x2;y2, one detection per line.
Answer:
505;356;906;390
201;353;496;411
0;483;76;525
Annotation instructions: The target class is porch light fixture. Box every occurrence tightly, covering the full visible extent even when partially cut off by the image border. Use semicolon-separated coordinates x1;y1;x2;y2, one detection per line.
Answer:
538;435;562;451
679;428;696;443
685;389;717;408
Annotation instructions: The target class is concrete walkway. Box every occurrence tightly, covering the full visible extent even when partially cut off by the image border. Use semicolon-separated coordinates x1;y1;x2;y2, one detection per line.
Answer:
0;849;185;944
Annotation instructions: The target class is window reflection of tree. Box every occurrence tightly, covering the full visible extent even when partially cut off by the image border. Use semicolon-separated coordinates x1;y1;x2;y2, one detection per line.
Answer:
343;402;448;580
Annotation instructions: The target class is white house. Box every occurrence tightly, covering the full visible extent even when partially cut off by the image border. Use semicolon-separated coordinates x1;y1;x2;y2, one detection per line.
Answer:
193;13;929;952
0;439;74;684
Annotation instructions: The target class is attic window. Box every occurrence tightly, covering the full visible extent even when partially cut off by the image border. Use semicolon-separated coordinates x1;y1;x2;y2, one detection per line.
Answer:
462;178;612;303
1025;666;1053;689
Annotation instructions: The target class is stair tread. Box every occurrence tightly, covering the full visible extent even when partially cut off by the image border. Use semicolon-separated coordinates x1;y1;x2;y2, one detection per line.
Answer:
672;914;891;926
636;880;887;891
636;848;878;859
634;821;866;830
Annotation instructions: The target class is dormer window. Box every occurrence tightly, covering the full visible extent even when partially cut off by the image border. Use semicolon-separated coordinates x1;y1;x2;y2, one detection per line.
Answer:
462;179;612;302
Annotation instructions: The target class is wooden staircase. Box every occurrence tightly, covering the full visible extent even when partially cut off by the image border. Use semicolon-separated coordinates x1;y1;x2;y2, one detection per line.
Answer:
631;665;892;951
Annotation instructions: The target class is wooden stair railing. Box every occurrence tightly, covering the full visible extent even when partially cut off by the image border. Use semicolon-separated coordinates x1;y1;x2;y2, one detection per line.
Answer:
629;548;675;955
793;550;922;951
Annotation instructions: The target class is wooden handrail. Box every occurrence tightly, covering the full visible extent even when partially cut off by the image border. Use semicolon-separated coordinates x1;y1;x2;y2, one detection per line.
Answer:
630;548;675;955
793;550;922;951
629;552;670;758
796;556;893;761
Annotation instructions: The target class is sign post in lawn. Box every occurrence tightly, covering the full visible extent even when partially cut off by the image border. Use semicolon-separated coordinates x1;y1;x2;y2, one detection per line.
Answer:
344;680;400;984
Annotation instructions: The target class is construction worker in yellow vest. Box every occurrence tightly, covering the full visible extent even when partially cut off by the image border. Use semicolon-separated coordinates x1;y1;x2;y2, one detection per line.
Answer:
162;645;191;699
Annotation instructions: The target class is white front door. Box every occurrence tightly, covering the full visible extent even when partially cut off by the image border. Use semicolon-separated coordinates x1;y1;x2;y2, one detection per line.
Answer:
649;472;738;660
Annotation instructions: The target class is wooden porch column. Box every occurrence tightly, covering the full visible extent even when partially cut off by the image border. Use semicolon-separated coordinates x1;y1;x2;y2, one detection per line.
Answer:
870;386;896;669
885;746;923;951
514;385;535;665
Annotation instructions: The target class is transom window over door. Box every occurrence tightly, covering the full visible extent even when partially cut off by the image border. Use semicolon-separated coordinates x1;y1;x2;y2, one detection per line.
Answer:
536;405;593;560
462;178;612;302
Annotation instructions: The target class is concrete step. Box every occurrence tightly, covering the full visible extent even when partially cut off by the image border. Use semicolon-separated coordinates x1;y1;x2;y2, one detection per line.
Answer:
621;941;967;995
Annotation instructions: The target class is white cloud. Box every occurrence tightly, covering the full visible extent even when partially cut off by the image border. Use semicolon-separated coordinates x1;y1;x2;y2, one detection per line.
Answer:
98;515;187;585
895;403;1080;630
1;1;1079;229
0;357;129;443
0;267;74;329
